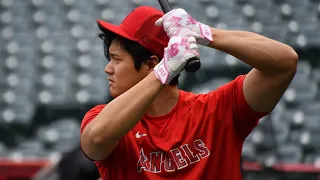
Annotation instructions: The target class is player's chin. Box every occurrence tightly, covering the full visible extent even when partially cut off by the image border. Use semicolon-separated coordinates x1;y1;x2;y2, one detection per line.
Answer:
109;88;118;98
109;87;121;98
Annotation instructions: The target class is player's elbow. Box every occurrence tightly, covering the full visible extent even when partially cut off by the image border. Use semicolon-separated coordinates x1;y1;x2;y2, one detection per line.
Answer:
81;125;118;161
81;126;101;148
284;46;298;74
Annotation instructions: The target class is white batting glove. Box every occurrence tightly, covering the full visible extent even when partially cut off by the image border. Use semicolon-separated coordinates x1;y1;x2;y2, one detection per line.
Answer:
154;36;199;84
155;8;213;46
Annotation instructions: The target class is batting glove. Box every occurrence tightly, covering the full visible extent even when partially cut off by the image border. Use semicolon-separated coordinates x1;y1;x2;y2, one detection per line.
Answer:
155;8;213;46
154;36;199;84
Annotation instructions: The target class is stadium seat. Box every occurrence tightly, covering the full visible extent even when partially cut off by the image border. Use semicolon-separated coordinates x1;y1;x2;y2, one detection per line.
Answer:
251;128;275;151
50;118;80;141
36;125;60;148
76;39;92;54
73;79;109;104
300;131;320;151
3;56;36;79
304;153;320;165
294;60;312;81
216;9;247;30
283;79;318;105
256;152;278;167
242;4;256;20
302;25;320;47
62;0;76;6
2;102;36;125
70;25;85;39
242;141;257;161
95;0;110;6
205;5;220;20
0;10;13;25
254;0;273;8
36;118;80;152
312;68;320;84
280;3;293;20
0;25;14;41
272;119;290;144
298;102;320;117
49;118;81;153
223;53;249;68
0;0;13;8
31;0;44;8
197;47;224;69
33;10;47;24
36;77;72;107
285;102;320;132
287;20;300;36
9;139;46;160
0;142;8;158
76;54;95;69
276;143;303;163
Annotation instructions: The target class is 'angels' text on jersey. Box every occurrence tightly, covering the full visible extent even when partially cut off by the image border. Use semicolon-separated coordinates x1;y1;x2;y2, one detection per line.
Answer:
137;139;210;173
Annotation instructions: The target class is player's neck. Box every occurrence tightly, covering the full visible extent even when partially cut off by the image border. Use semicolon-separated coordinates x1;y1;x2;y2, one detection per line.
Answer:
145;85;180;117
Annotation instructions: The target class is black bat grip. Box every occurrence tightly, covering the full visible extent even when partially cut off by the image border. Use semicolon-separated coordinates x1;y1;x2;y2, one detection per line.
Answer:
158;0;172;13
158;0;201;72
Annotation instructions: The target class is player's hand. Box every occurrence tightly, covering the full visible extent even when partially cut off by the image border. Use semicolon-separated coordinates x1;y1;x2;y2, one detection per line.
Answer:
155;8;213;46
153;36;199;84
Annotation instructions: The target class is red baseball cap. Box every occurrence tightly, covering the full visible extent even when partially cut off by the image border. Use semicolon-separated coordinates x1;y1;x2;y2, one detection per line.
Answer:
97;6;169;58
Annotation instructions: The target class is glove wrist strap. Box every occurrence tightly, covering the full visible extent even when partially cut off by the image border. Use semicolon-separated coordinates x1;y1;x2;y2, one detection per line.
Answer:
198;22;213;45
153;61;170;84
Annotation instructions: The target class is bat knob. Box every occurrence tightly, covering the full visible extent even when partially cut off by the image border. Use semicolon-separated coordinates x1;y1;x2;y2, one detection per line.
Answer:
185;57;201;72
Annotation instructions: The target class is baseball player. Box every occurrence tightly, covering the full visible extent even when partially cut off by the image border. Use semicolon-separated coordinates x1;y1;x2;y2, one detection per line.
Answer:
80;6;298;180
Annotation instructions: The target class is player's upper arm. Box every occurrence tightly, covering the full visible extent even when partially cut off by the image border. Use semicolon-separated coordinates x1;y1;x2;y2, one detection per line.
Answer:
243;68;296;113
80;104;118;161
212;75;270;140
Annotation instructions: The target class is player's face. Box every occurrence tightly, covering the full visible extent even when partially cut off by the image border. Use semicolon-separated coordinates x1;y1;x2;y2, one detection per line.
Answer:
104;40;150;98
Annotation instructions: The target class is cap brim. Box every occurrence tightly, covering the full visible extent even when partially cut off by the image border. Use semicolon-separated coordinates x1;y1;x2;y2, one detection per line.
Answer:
97;19;136;41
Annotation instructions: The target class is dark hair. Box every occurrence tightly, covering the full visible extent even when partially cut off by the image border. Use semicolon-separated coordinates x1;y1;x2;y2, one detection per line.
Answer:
98;31;180;86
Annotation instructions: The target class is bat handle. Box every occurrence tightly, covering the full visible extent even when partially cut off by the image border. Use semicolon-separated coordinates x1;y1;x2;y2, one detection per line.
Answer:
157;0;201;72
158;0;172;13
185;57;201;72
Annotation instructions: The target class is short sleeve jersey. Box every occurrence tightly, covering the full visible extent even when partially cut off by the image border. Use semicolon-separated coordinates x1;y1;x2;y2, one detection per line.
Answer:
80;75;268;180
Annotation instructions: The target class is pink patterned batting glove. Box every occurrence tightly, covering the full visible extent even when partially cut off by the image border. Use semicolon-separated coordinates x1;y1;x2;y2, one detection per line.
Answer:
155;8;213;46
154;36;200;84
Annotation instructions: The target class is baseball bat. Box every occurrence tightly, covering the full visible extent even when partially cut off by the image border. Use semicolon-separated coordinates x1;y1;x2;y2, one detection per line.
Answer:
157;0;201;72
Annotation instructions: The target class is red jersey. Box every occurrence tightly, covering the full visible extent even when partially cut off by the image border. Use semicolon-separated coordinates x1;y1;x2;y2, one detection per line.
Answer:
80;75;268;180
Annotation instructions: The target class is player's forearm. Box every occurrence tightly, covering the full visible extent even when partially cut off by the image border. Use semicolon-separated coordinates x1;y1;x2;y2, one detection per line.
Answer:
208;28;298;74
87;72;164;144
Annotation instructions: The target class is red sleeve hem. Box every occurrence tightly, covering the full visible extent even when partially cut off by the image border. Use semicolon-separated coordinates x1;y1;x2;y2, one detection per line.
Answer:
80;104;107;162
80;104;107;133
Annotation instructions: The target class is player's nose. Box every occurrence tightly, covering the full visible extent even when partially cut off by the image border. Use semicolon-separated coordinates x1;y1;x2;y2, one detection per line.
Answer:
104;62;114;75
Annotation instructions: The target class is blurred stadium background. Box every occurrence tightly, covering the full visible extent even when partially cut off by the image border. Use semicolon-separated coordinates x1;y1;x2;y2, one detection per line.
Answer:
0;0;320;179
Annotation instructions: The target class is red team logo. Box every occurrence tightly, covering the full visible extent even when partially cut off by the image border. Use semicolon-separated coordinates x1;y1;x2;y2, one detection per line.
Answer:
137;139;210;173
166;16;183;37
167;16;182;28
186;14;197;25
166;43;179;59
179;37;188;48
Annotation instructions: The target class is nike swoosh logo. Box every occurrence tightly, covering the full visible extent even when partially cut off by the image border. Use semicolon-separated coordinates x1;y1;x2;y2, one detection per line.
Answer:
135;131;147;138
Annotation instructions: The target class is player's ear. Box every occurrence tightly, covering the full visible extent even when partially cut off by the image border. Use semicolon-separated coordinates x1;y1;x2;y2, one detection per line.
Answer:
147;55;160;73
